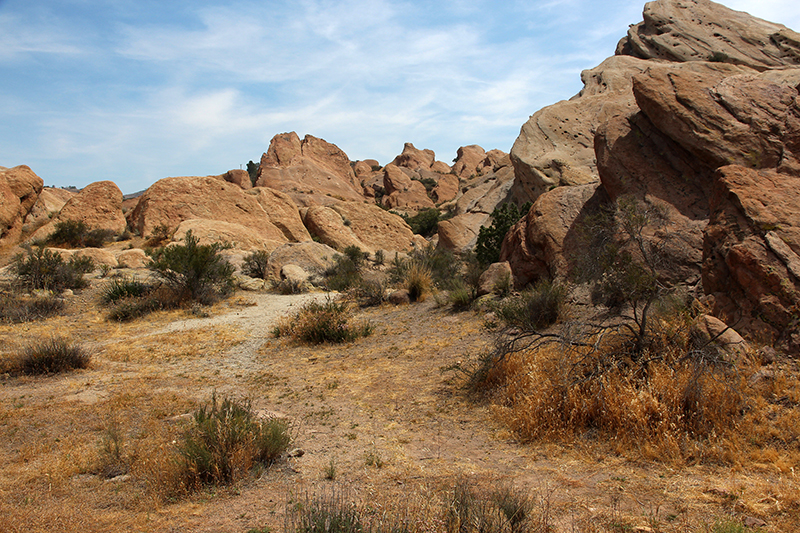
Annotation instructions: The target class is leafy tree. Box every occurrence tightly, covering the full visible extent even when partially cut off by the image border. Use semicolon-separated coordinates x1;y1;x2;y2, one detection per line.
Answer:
475;202;531;266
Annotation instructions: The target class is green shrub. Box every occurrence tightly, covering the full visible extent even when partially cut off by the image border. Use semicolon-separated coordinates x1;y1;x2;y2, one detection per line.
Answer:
16;337;90;375
148;230;235;305
388;244;461;290
101;277;151;304
350;278;385;307
241;250;271;279
12;245;94;292
0;293;63;323
448;282;475;311
373;249;385;266
146;223;172;245
48;219;114;248
401;208;442;237
494;279;566;331
273;298;373;344
475;202;531;266
178;394;290;488
325;246;367;292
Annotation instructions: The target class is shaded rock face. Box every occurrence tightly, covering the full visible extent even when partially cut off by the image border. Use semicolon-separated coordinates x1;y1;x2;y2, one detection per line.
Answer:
0;165;44;245
502;183;604;287
256;132;365;205
24;187;75;234
703;165;800;351
504;0;800;349
618;0;800;68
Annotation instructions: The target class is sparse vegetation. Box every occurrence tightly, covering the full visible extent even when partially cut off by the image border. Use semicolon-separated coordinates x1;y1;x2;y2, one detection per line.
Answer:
492;279;566;331
48;219;115;248
325;245;369;291
100;277;152;304
0;292;63;322
177;394;290;489
400;208;443;237
241;249;271;280
12;245;94;292
4;336;90;375
273;297;373;344
148;230;235;305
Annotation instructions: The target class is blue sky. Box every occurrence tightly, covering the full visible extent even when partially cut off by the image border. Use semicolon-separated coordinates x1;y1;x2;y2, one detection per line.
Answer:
1;1;799;194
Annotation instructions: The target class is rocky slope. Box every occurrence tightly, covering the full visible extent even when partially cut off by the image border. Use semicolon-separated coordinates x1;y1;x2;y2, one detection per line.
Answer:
504;0;800;350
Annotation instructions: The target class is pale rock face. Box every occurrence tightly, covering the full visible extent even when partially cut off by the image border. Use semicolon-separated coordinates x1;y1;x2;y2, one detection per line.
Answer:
477;262;513;296
328;201;419;254
703;165;800;352
126;176;286;242
381;164;436;210
303;205;366;252
115;249;150;269
452;145;489;179
244;187;312;243
173;219;286;252
24;188;75;233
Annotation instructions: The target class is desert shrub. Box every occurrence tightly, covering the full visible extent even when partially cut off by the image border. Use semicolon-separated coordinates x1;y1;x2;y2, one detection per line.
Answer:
0;293;63;323
373;249;385;265
493;279;566;331
241;250;271;279
148;230;235;305
403;261;432;302
475;202;531;266
12;245;94;292
388;244;461;290
146;223;172;245
100;277;152;304
277;278;307;295
178;394;290;488
325;246;367;291
350;278;385;307
401;208;442;237
273;298;373;344
106;285;179;322
48;219;114;248
14;337;90;375
448;281;475;311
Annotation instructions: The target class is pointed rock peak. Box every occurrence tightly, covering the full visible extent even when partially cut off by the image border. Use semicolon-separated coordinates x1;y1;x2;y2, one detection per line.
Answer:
391;143;436;171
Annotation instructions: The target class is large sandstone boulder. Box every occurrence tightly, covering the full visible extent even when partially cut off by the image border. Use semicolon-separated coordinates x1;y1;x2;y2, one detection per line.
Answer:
703;165;800;352
390;143;436;171
618;0;800;68
24;187;75;233
256;132;364;204
127;176;288;243
57;181;127;233
0;165;44;246
501;183;602;287
245;187;312;242
303;205;366;252
29;180;126;243
381;164;436;210
453;145;490;179
437;213;489;253
268;241;339;278
173;219;285;252
329;201;421;253
219;169;252;190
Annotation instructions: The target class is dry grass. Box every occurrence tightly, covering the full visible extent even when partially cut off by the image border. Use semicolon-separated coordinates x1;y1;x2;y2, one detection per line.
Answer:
0;281;798;532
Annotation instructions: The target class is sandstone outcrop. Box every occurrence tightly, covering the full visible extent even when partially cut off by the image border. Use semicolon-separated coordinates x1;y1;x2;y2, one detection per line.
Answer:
502;183;602;287
127;176;288;243
0;165;44;246
268;241;338;279
24;187;75;233
618;0;800;68
173;219;285;252
31;180;127;242
219;169;252;190
703;165;800;351
503;0;800;349
381;164;436;210
256;132;364;205
245;187;312;243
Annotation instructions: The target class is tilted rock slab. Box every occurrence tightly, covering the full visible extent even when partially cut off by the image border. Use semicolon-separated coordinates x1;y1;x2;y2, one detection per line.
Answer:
0;165;43;246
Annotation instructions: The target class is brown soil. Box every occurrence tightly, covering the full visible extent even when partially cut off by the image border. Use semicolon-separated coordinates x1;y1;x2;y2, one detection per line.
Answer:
0;282;797;532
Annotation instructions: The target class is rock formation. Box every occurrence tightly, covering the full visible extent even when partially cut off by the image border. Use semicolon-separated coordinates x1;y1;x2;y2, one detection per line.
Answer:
0;165;44;246
503;0;800;349
256;132;365;205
